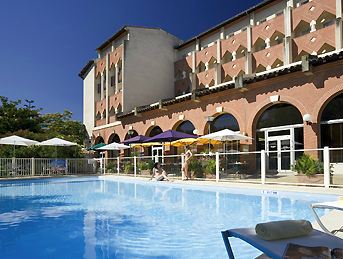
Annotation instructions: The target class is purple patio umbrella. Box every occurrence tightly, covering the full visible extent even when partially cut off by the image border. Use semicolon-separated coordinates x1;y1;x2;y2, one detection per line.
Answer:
123;135;149;145
144;130;197;143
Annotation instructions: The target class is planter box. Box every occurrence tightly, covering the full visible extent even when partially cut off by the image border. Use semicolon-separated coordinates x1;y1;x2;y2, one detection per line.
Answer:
296;174;324;184
140;169;151;176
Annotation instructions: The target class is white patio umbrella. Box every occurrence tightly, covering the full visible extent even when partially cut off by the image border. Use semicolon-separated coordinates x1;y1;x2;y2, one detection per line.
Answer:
97;142;130;151
0;135;39;157
199;129;252;142
38;137;78;158
38;137;78;147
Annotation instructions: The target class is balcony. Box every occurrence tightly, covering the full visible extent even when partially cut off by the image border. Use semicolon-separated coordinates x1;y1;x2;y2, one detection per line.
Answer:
95;57;106;77
292;0;336;30
109;116;117;123
196;44;217;69
196;68;216;88
293;24;335;59
175;78;191;96
252;44;284;72
95;99;106;115
252;14;284;44
109;92;122;110
221;30;247;55
109;45;123;67
95;119;106;127
221;57;245;80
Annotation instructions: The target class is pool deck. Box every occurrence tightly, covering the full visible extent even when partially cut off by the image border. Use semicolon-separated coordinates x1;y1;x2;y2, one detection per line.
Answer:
102;175;343;196
1;174;343;196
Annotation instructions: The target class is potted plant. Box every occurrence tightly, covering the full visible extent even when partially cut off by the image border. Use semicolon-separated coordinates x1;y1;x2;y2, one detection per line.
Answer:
189;159;204;178
292;154;324;184
138;160;153;175
106;162;116;174
204;159;216;178
123;162;134;174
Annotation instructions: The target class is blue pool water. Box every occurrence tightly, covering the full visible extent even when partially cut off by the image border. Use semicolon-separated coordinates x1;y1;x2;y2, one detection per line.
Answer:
0;176;338;259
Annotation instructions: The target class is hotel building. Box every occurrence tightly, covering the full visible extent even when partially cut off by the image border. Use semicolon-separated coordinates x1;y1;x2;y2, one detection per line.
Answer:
80;0;343;173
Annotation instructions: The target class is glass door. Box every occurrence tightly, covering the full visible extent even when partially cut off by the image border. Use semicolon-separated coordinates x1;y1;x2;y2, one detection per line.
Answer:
268;140;278;171
280;139;291;171
152;146;164;163
267;136;293;173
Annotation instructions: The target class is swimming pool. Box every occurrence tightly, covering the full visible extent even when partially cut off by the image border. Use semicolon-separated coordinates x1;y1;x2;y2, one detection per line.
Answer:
0;176;338;259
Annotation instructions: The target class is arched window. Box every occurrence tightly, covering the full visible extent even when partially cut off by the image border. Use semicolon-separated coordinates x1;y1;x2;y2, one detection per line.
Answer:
207;113;239;134
321;93;343;162
256;104;303;129
125;130;138;140
94;136;104;145
149;126;163;137
108;134;120;158
255;103;303;173
124;130;138;157
176;121;195;135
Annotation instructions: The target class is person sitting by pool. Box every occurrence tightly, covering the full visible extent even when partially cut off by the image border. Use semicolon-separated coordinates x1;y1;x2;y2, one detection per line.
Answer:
151;162;169;181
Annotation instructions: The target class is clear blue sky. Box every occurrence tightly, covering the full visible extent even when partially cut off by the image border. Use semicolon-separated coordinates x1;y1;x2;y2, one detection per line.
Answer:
0;0;260;121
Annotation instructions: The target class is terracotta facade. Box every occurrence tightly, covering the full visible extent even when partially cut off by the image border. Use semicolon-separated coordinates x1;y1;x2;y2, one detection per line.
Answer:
83;0;343;156
92;60;343;153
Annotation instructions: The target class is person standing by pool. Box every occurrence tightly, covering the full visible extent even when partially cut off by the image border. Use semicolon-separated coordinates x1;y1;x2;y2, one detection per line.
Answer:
182;146;193;180
151;162;169;181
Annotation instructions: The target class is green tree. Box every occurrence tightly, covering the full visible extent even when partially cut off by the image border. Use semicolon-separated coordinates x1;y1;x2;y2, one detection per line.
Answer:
0;96;87;158
0;96;43;134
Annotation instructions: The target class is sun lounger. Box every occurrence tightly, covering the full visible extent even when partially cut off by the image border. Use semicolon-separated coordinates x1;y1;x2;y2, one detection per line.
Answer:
221;228;343;259
312;200;343;235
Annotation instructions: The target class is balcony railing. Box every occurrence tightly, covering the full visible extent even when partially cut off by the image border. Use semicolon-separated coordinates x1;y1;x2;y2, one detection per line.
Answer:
221;30;247;55
293;24;335;57
252;13;285;44
197;68;216;87
95;119;106;127
196;44;217;68
95;99;106;114
221;57;246;79
292;0;336;30
252;43;284;70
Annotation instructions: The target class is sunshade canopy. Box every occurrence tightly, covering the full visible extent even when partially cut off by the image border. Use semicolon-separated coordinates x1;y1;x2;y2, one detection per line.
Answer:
123;135;149;145
0;135;38;146
170;138;222;147
38;137;78;146
144;130;197;143
97;142;130;151
88;143;106;151
199;129;252;142
131;142;162;148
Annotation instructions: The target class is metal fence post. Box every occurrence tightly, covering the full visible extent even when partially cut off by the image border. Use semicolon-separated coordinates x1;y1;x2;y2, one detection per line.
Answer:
99;158;103;175
65;159;68;174
134;156;137;177
181;155;185;180
103;158;106;175
31;157;35;176
261;150;266;185
323;146;330;188
117;157;120;174
216;152;220;183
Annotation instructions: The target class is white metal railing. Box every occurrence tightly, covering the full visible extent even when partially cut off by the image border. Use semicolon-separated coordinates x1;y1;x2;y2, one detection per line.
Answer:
0;158;98;178
0;147;342;188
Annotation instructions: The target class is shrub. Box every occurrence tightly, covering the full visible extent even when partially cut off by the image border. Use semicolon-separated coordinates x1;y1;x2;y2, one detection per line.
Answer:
106;162;116;174
138;160;154;171
292;154;323;177
124;162;134;174
189;159;204;178
204;159;216;175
